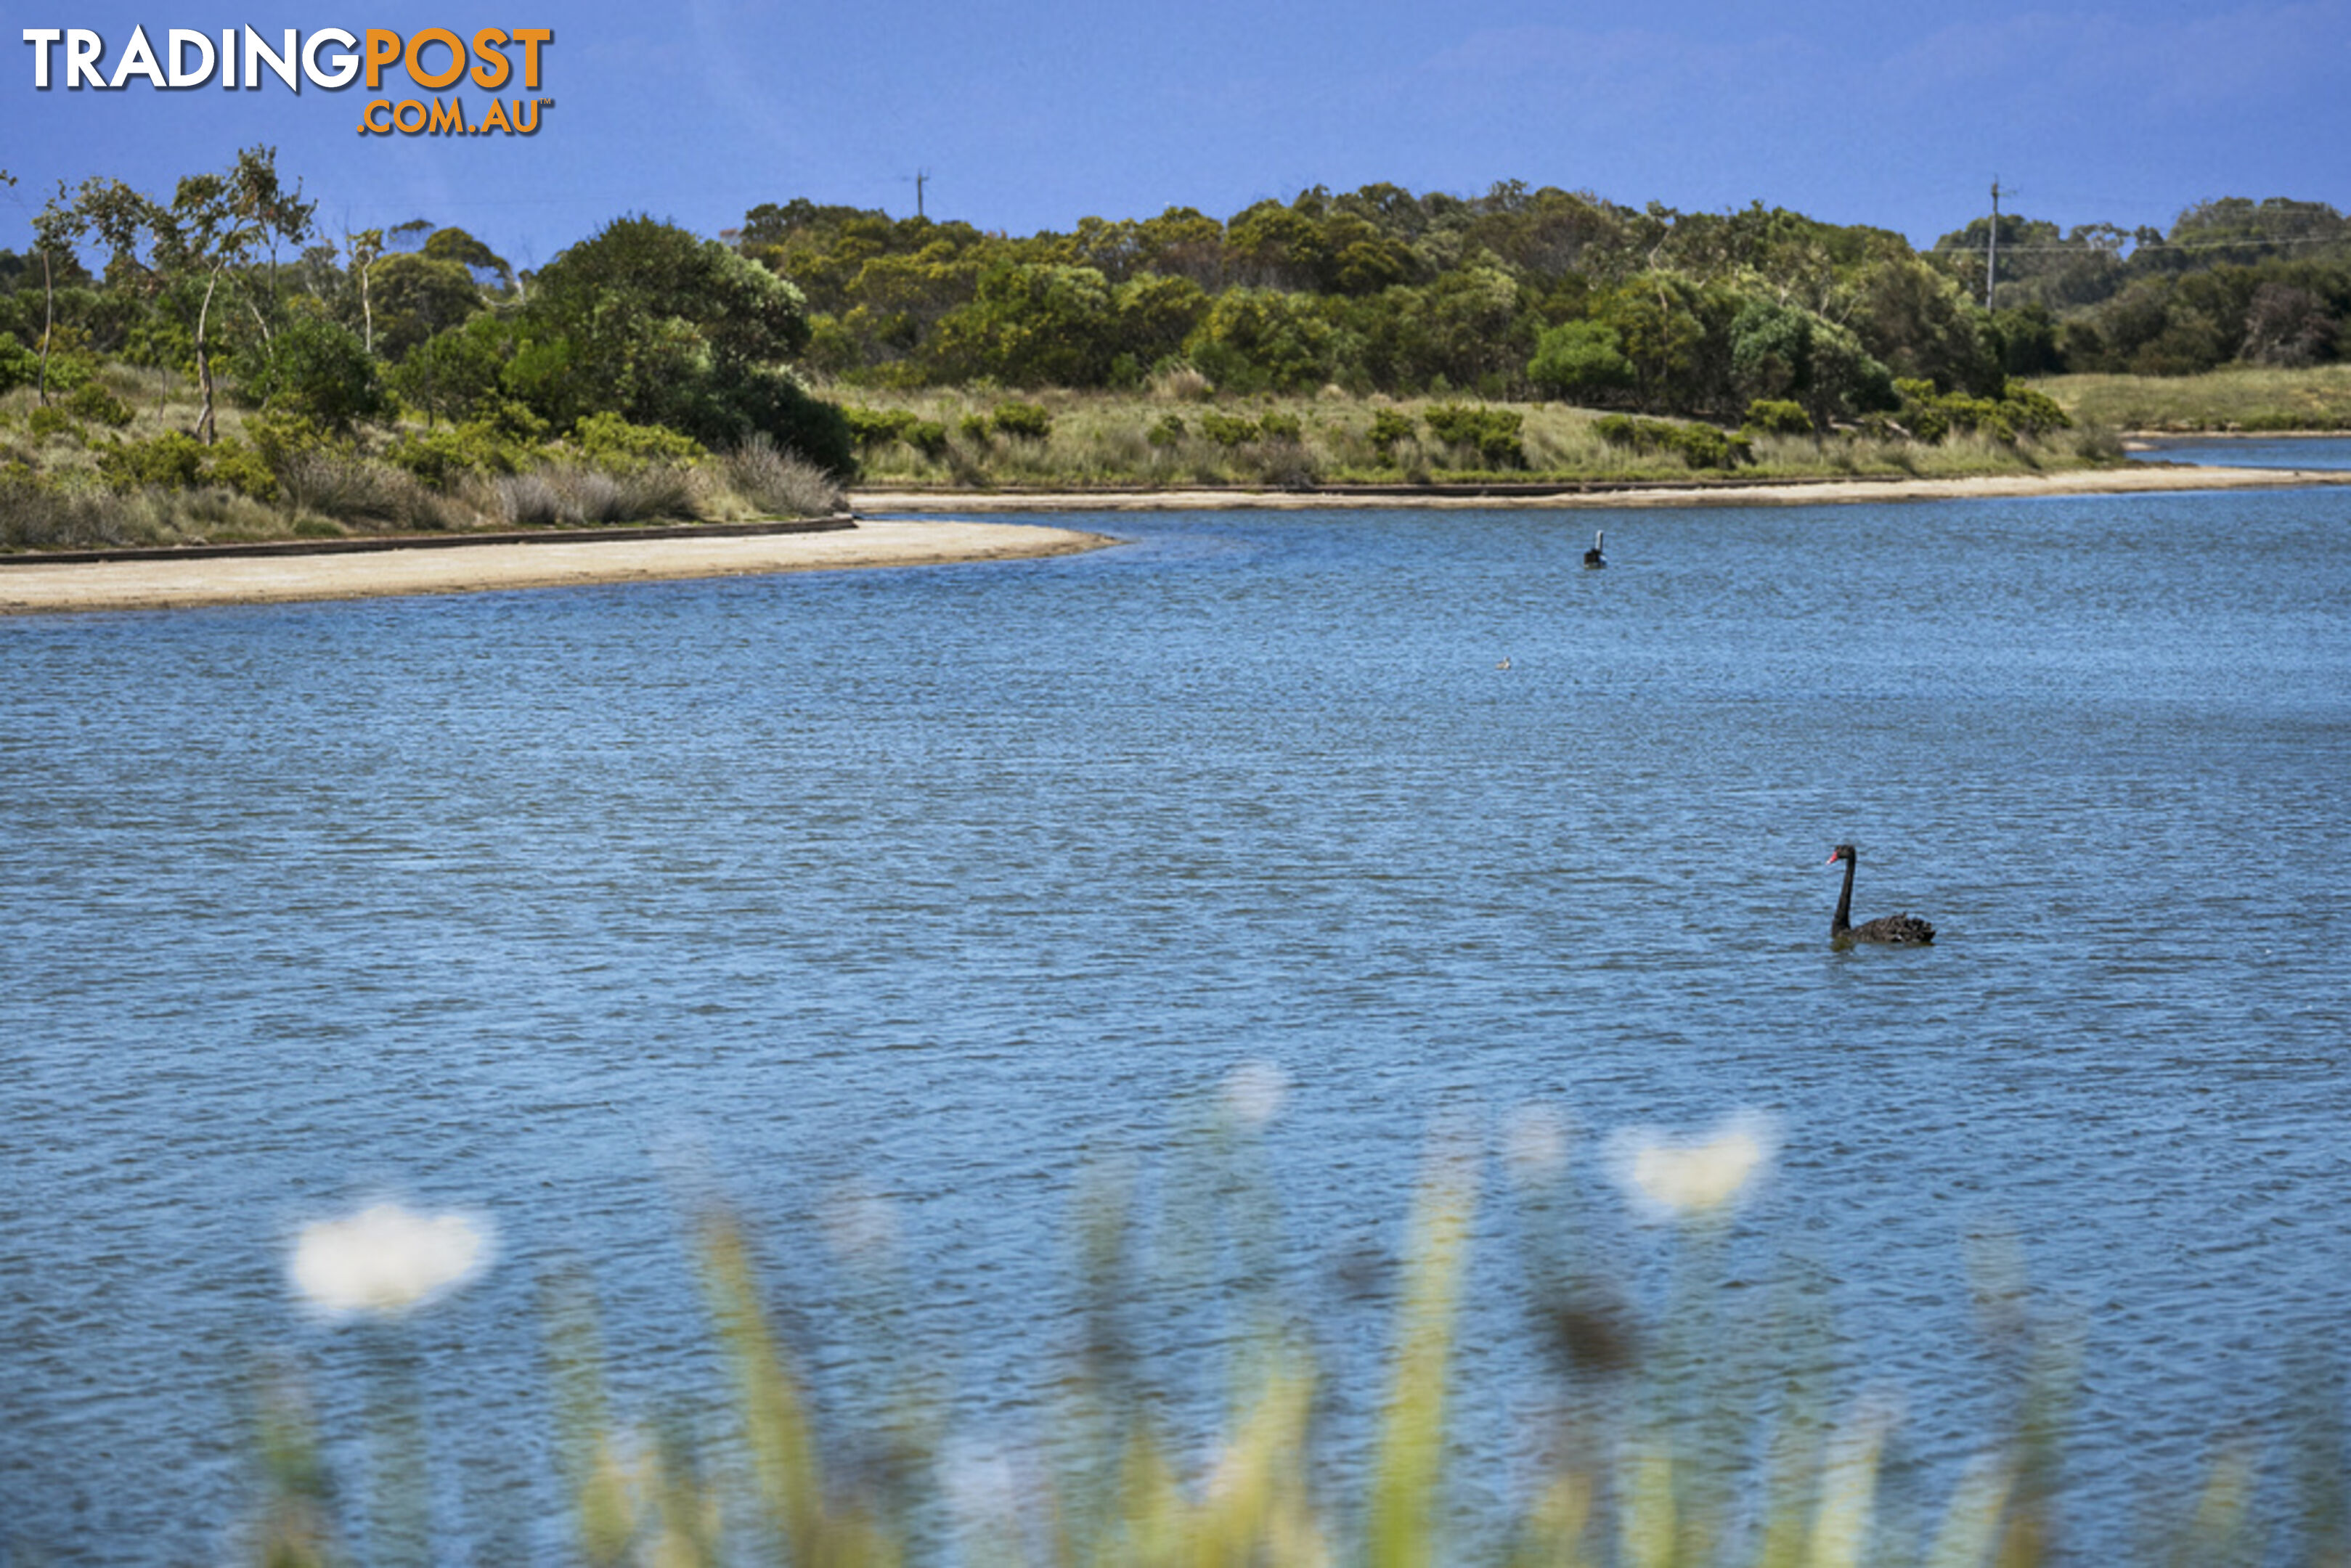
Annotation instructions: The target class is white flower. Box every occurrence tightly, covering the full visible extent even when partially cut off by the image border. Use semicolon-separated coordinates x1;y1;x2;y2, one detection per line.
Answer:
1219;1062;1289;1130
1607;1111;1778;1221
290;1201;494;1318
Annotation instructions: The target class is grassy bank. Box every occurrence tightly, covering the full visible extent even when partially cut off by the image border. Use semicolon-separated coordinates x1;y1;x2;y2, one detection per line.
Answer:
823;383;2121;492
2032;365;2351;433
0;369;844;555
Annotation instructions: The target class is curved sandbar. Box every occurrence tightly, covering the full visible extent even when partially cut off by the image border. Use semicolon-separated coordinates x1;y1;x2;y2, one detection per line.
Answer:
857;462;2351;513
0;518;1112;616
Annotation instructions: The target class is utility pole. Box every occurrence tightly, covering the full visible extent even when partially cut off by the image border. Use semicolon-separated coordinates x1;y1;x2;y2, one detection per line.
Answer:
913;170;929;220
1986;178;2000;309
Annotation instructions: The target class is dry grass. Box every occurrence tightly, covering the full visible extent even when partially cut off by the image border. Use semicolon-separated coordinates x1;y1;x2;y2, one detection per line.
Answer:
823;387;2115;491
1;376;844;551
2034;365;2351;433
461;463;709;528
710;432;847;518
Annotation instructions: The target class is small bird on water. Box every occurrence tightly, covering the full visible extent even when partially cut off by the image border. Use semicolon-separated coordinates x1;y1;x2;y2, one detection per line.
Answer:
1584;530;1607;569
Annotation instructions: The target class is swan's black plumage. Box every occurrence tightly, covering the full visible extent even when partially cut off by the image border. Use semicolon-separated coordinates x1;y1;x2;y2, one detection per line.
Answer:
1584;529;1606;569
1827;844;1935;946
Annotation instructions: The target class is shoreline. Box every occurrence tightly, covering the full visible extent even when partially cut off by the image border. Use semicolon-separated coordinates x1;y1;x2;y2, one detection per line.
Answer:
0;518;1113;616
3;462;2341;614
855;461;2351;513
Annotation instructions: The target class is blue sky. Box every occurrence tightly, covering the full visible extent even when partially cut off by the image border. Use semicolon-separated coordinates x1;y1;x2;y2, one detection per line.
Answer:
8;0;2347;271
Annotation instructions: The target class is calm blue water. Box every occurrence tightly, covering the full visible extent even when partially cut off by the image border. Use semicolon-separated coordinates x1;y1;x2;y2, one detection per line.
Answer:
2136;434;2351;470
4;474;2350;1563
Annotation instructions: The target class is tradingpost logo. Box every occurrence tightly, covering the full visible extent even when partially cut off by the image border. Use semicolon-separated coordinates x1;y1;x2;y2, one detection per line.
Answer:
21;26;555;136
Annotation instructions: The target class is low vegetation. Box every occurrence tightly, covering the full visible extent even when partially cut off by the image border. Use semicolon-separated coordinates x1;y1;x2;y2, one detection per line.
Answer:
826;381;2114;491
240;1094;2341;1567
0;371;843;552
2032;364;2351;433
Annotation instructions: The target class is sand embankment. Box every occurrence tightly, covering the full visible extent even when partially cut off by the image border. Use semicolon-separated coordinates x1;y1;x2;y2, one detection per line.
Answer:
0;518;1110;615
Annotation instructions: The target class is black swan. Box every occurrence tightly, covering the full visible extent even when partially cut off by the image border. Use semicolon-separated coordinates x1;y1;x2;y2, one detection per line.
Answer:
1584;530;1606;569
1826;844;1936;947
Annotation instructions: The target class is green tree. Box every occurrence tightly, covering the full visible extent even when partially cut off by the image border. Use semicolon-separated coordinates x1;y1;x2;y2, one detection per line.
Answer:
1132;206;1228;289
1111;274;1210;372
1226;197;1331;291
1843;256;2001;396
366;252;484;361
387;313;511;425
72;145;315;442
1183;289;1334;393
28;181;85;406
421;226;515;293
1409;266;1525;391
1597;277;1711;412
926;263;1117;385
234;304;383;429
1528;319;1635;402
514;215;848;471
1727;300;1814;404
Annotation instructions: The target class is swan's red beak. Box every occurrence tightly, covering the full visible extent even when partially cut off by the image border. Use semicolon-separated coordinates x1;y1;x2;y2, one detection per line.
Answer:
1825;849;1843;864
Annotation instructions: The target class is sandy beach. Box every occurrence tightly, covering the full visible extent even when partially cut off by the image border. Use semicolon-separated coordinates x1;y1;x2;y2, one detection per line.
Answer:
2;463;2341;614
0;518;1112;616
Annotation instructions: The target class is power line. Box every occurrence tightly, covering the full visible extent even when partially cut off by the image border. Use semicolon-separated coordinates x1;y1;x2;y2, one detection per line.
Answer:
1925;231;2351;256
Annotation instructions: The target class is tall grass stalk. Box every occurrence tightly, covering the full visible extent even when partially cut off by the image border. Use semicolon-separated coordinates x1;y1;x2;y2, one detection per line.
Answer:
239;1107;2310;1568
1369;1146;1475;1568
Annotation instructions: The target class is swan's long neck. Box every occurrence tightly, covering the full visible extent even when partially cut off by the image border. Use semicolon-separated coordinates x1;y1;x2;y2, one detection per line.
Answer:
1832;852;1855;935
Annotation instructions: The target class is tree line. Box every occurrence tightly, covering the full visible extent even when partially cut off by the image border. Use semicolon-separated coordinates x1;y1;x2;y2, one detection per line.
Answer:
0;147;853;475
4;153;2347;476
1931;197;2351;376
738;185;2351;416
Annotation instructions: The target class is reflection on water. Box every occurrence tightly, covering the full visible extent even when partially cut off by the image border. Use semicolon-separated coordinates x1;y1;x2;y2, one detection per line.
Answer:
2;486;2348;1560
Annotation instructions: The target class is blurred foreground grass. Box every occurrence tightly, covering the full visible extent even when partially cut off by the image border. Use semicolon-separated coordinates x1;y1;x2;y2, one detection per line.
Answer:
247;1099;2344;1568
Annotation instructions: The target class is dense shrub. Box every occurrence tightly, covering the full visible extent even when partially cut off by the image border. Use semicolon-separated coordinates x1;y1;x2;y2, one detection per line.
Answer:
1594;414;1753;469
571;412;704;471
1199;411;1258;446
204;438;280;501
1528;319;1637;400
65;382;134;428
94;431;205;491
386;420;535;486
1893;378;2074;444
841;406;950;457
0;332;39;396
1743;399;1814;437
235;312;385;430
989;400;1053;440
1368;408;1416;456
26;406;78;441
387;316;509;426
846;405;917;446
1422;403;1526;467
